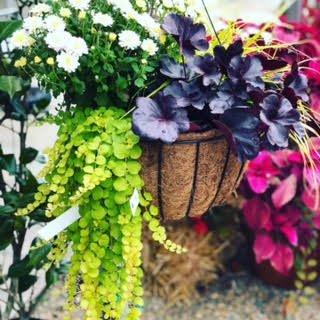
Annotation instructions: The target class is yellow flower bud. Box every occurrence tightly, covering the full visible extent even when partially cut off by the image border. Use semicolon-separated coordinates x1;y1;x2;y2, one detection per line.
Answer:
136;0;146;10
34;56;42;64
14;60;21;68
14;57;27;68
141;59;147;64
46;57;55;65
108;32;117;41
78;11;86;19
160;34;166;44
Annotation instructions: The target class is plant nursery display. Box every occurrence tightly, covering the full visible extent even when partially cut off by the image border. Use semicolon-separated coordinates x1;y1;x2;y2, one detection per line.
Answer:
242;146;320;289
8;0;320;319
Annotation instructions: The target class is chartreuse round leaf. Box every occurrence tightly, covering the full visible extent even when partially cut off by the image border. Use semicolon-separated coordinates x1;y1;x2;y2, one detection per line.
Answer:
17;107;185;320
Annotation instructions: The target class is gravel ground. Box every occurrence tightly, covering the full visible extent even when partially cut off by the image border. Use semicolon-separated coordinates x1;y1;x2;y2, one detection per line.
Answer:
35;272;320;320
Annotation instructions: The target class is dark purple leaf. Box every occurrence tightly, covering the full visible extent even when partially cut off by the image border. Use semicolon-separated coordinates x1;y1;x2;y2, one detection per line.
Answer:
209;80;248;114
284;63;309;102
162;14;209;57
220;108;260;160
228;56;264;90
133;94;190;143
214;39;244;72
164;79;208;110
188;55;221;86
260;94;300;147
257;55;288;71
160;56;193;80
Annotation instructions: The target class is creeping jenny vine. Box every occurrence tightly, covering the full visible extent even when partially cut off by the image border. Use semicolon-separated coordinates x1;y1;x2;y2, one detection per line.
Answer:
18;107;185;320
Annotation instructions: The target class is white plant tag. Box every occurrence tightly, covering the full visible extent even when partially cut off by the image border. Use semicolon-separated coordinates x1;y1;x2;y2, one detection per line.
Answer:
130;188;140;216
38;207;81;241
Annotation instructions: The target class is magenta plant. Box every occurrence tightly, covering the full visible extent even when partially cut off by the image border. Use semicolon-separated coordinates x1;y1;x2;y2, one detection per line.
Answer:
242;144;320;275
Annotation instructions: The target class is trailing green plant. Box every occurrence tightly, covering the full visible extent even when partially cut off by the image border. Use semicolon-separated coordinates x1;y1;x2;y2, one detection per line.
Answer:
18;107;185;320
0;19;66;320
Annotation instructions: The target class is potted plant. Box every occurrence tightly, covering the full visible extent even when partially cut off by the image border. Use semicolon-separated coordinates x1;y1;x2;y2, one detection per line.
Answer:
241;146;320;290
8;0;320;318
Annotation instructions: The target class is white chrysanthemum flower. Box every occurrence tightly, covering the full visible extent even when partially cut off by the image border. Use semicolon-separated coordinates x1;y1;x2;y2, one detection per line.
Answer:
30;3;51;15
9;30;33;49
45;31;73;51
138;13;161;38
23;16;44;33
141;38;158;56
57;52;80;73
92;12;114;27
65;37;89;56
59;7;72;18
118;30;141;50
107;0;134;15
68;0;91;10
45;15;66;32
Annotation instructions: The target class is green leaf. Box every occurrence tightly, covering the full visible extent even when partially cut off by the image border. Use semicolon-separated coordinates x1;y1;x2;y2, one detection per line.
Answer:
19;169;39;193
8;256;32;277
0;154;17;175
45;267;58;287
116;76;128;90
134;78;145;88
3;190;20;206
0;205;15;216
21;147;38;164
113;177;128;192
127;161;141;174
0;218;14;250
0;76;23;98
0;21;22;42
28;244;51;269
18;275;37;293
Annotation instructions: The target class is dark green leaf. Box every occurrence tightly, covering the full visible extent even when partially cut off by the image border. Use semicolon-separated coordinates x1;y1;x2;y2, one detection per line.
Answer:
28;244;51;269
45;267;58;287
0;154;17;175
0;21;23;42
0;76;23;98
0;205;15;216
21;147;38;164
17;192;35;208
18;275;37;293
8;256;32;277
3;190;20;206
31;208;51;223
0;218;14;250
19;170;39;193
116;76;128;90
11;98;27;119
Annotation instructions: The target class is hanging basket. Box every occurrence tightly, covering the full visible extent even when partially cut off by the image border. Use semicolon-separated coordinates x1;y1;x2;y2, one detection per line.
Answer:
140;129;245;220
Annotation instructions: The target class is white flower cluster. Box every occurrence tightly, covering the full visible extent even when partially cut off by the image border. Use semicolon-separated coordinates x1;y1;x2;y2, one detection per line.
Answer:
9;30;34;49
45;30;88;72
68;0;91;10
29;3;51;15
106;0;162;39
92;12;114;27
14;0;161;72
118;30;158;55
